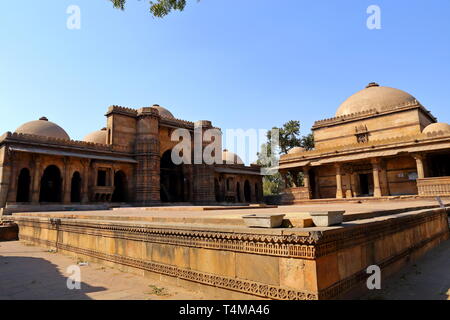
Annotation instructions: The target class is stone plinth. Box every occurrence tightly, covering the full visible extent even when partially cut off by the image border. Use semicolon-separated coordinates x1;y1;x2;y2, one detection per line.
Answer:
12;207;449;300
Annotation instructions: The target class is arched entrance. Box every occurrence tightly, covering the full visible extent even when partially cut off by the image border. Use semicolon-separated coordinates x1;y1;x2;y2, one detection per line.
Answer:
16;168;31;202
112;170;127;202
160;150;185;202
244;180;251;202
71;172;82;203
39;165;62;202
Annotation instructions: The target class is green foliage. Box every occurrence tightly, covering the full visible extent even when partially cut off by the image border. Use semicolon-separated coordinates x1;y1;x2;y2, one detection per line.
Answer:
110;0;189;18
257;121;314;196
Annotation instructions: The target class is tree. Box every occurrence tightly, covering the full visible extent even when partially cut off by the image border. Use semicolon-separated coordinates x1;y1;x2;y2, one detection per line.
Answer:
110;0;189;18
257;121;314;195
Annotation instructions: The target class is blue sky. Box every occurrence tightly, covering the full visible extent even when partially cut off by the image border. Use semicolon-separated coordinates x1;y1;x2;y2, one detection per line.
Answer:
1;0;450;163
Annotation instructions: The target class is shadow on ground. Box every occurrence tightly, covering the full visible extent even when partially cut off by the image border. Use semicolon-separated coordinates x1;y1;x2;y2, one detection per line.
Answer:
0;255;106;300
363;239;450;300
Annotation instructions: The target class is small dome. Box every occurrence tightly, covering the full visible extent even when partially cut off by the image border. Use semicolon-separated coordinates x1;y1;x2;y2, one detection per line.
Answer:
151;104;174;119
288;147;305;154
335;83;419;117
422;122;450;135
83;128;107;144
15;117;70;140
222;149;244;165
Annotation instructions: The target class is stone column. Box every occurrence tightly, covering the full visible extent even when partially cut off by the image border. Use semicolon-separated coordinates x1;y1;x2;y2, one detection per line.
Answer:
350;171;358;197
135;108;161;204
280;171;289;190
335;163;343;199
31;156;42;204
371;158;382;198
81;160;90;203
414;154;426;179
63;158;71;204
239;180;245;203
303;167;311;199
6;164;18;203
0;148;13;212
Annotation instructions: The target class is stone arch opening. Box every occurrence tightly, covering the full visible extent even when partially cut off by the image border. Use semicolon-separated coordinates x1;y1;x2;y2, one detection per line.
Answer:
244;180;251;202
16;168;31;202
160;150;185;202
71;171;82;203
39;165;62;202
112;170;128;202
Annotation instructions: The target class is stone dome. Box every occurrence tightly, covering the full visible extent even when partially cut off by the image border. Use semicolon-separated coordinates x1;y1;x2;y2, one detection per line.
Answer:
288;147;305;154
335;83;419;117
151;104;174;119
222;149;244;165
83;128;107;144
422;122;450;135
15;117;70;140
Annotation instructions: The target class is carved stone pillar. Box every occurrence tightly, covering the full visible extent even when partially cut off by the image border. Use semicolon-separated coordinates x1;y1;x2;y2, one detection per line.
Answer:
335;164;343;199
239;180;245;203
63;158;71;204
414;154;426;179
135;108;161;204
371;158;382;198
350;171;358;197
280;171;289;190
344;175;353;199
0;148;13;211
303;167;311;199
81;160;90;203
6;163;18;203
31;156;42;204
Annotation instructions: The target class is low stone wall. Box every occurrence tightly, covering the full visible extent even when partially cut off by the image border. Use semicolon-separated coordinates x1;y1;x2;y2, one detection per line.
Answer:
0;223;19;241
13;208;449;300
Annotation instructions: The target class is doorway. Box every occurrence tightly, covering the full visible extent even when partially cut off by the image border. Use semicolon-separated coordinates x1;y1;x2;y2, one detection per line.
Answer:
39;165;62;202
359;173;371;196
70;172;82;203
16;168;31;202
160;150;185;202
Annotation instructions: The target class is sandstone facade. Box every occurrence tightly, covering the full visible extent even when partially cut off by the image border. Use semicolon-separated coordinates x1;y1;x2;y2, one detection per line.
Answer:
0;105;263;215
279;83;450;203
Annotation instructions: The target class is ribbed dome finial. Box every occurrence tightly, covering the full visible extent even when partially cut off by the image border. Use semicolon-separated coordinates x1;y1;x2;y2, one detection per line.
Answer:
366;82;379;88
39;116;48;121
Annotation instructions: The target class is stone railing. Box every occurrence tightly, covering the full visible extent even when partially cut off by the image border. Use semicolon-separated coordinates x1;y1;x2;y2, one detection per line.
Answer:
417;176;450;196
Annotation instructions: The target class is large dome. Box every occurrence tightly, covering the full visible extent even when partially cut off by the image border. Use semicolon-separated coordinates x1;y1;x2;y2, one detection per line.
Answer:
83;128;107;144
151;104;174;119
422;122;450;135
335;83;419;117
222;149;244;165
15;117;70;140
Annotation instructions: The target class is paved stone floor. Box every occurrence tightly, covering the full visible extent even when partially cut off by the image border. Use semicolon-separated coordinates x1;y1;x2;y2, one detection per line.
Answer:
1;238;449;300
0;241;207;300
10;199;450;227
